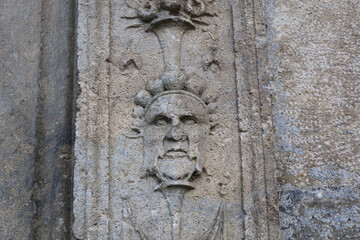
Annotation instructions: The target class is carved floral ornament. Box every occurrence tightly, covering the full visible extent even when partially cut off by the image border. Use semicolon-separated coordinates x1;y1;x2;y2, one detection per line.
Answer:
127;0;207;21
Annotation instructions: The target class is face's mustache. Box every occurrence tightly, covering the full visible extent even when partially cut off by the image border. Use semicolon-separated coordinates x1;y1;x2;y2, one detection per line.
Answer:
163;140;188;153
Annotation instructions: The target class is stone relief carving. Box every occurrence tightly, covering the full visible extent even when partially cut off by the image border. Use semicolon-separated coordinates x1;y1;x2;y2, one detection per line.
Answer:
127;89;220;239
121;1;227;239
124;0;216;91
73;0;281;238
124;87;224;239
128;0;207;20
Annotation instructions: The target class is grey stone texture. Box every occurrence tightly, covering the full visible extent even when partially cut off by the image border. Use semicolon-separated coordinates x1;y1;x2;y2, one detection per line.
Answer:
268;0;359;191
0;1;41;238
265;0;360;239
0;0;76;239
279;186;360;239
0;0;359;239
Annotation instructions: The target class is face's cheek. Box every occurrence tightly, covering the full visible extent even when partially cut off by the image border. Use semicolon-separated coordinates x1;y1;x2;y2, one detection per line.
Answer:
186;124;209;142
144;126;169;148
185;124;209;160
142;125;170;172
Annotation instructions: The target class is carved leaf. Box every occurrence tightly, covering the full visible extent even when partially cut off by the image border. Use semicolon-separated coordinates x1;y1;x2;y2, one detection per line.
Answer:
203;202;225;240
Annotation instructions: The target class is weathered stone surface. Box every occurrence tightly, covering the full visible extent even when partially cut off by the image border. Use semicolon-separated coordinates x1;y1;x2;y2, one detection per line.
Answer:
279;186;360;239
268;0;360;189
232;0;281;238
2;0;358;239
0;0;76;239
265;0;360;238
31;0;76;239
0;1;41;238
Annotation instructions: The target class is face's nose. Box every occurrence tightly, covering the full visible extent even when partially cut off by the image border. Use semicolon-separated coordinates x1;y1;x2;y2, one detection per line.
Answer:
165;117;187;142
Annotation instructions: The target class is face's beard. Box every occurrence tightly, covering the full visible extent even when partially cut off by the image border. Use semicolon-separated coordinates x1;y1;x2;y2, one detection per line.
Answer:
157;155;195;181
142;138;203;189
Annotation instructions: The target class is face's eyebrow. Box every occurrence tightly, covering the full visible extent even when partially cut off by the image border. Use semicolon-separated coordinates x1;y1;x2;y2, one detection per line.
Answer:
147;112;171;122
179;114;197;119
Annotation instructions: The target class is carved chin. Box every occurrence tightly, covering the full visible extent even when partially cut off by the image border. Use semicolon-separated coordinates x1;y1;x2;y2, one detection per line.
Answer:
155;156;196;189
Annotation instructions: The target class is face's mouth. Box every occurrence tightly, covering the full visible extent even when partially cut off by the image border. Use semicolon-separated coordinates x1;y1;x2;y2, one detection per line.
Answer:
164;149;187;158
155;180;195;191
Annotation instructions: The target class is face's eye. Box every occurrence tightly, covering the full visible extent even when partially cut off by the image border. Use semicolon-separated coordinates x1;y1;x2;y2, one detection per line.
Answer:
181;116;197;125
153;117;170;126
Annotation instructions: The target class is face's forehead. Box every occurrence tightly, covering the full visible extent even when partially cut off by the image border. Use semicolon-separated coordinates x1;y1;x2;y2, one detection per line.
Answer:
145;93;208;122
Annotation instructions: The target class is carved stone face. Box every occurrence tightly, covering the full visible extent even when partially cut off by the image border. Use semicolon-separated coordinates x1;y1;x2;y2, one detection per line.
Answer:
143;90;210;189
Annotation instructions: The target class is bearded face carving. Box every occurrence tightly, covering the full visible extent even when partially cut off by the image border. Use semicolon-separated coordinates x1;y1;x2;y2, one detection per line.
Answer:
125;0;216;192
120;2;225;238
142;91;210;190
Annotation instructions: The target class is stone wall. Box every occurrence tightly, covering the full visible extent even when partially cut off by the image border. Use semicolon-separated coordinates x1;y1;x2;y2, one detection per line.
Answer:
0;0;358;239
0;0;76;239
266;0;360;238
